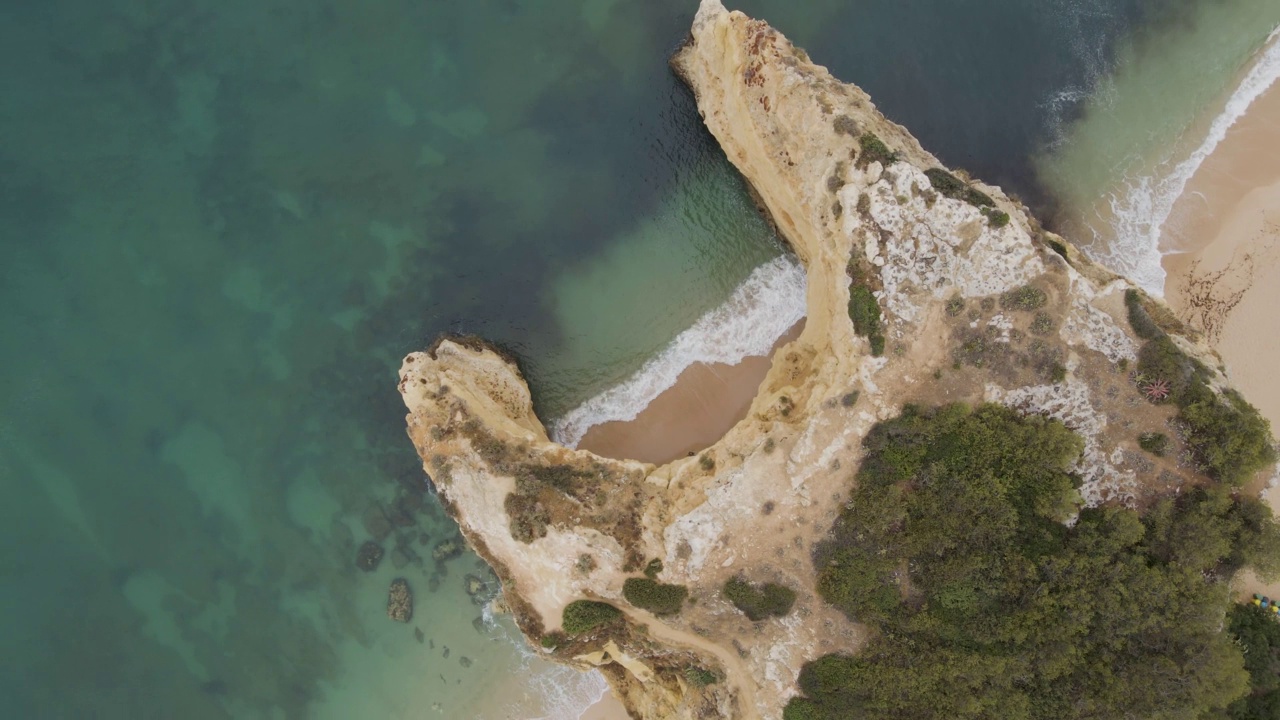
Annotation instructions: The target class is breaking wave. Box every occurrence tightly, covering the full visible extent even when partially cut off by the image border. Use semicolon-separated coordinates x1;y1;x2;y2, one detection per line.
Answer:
1090;26;1280;294
552;254;808;447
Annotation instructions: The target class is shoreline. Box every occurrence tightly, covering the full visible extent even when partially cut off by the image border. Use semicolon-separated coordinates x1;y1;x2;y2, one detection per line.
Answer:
1159;81;1280;599
578;321;804;465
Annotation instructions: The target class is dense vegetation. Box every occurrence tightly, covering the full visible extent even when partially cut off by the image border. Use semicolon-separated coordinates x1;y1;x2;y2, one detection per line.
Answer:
787;403;1280;720
1228;604;1280;718
925;167;994;208
1125;289;1275;484
848;284;885;357
723;576;796;621
622;577;688;616
561;600;621;635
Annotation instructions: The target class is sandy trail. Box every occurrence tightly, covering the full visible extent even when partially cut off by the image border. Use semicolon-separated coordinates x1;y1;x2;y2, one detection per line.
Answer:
618;606;762;720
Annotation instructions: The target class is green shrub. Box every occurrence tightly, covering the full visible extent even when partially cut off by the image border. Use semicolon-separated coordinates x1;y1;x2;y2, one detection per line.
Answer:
539;631;567;649
643;558;663;580
1000;284;1047;311
840;390;860;408
1139;432;1169;457
724;576;797;621
945;295;965;317
980;206;1010;228
848;284;885;357
794;403;1280;719
1228;603;1280;719
1134;332;1274;484
1124;289;1163;341
855;132;899;169
622;578;687;616
1030;311;1055;336
1047;362;1067;384
925;167;994;208
684;666;719;687
561;600;621;635
1183;390;1276;485
832;115;858;137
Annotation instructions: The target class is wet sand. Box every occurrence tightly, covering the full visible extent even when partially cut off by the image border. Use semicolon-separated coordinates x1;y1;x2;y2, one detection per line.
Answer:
1160;83;1280;598
1162;81;1280;428
578;321;804;465
579;691;630;720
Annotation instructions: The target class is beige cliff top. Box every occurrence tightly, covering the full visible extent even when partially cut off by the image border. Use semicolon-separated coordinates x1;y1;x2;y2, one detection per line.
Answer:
397;1;1236;717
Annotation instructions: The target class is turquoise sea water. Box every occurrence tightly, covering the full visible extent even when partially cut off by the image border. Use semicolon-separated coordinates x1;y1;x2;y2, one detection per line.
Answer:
0;1;1269;717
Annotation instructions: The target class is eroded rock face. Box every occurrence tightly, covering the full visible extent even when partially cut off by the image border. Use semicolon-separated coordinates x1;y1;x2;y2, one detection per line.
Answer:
387;578;413;623
397;2;1240;718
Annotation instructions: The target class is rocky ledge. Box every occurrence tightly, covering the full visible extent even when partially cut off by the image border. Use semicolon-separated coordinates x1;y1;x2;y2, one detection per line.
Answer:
397;1;1272;718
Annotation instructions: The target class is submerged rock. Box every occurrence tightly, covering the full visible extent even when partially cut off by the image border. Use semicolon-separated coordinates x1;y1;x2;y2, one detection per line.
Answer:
432;538;462;563
463;574;486;597
356;541;384;572
361;506;392;542
387;578;413;623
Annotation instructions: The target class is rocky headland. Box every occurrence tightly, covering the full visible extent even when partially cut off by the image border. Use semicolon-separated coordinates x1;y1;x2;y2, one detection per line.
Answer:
397;1;1277;717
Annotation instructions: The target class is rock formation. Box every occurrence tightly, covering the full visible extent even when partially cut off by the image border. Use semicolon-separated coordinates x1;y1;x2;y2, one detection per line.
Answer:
396;1;1261;717
356;541;384;572
387;578;413;623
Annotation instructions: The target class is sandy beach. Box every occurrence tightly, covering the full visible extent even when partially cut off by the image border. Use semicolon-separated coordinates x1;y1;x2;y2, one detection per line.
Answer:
1162;81;1280;428
1161;82;1280;598
578;691;630;720
578;321;804;465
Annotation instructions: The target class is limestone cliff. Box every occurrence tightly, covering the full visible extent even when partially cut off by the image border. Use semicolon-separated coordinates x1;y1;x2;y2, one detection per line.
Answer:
398;2;1252;718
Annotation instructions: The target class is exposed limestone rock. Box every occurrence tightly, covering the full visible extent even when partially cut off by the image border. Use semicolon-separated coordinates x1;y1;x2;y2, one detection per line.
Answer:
397;2;1245;718
387;578;412;623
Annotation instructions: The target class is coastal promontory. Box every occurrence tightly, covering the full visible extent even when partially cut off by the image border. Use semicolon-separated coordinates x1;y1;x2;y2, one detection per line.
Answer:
398;1;1279;717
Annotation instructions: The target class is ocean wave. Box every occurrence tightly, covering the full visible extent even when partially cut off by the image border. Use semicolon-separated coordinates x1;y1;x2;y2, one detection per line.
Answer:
1093;26;1280;295
551;254;808;448
495;619;610;720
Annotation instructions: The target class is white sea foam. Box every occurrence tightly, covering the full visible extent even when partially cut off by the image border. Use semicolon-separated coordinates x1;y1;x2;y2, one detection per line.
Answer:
1092;26;1280;295
551;254;808;447
496;619;610;720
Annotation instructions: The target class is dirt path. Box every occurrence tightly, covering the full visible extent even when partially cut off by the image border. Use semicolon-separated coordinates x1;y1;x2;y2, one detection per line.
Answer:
620;607;761;720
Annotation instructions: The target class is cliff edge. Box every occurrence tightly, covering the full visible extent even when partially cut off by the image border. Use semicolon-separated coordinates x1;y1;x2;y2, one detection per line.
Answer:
398;2;1270;717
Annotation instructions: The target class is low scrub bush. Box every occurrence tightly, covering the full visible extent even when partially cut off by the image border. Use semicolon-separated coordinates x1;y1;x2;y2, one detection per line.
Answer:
849;284;885;357
856;132;899;169
1030;311;1055;336
1000;284;1047;311
622;578;688;616
685;666;719;687
1124;289;1163;340
1133;332;1274;484
561;600;621;635
925;167;994;208
980;206;1010;228
1139;432;1169;457
724;576;796;621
